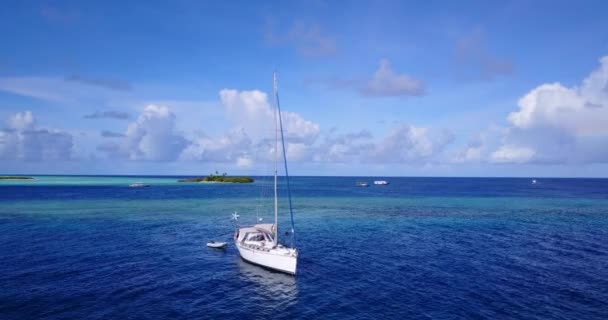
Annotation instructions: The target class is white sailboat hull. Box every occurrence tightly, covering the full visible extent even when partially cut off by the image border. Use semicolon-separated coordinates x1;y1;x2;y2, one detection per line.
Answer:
235;241;297;275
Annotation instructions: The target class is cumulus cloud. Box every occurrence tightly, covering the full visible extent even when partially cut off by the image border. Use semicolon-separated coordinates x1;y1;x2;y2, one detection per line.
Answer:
310;126;453;164
93;89;321;168
236;155;253;168
84;110;131;120
180;128;252;163
219;89;321;145
99;105;189;161
181;89;321;167
313;129;374;163
478;55;608;164
208;87;323;167
451;126;507;164
452;142;483;164
186;91;452;167
0;111;73;161
8;110;35;131
360;59;425;97
490;145;536;163
285;143;312;162
366;125;453;162
508;58;608;135
124;105;189;161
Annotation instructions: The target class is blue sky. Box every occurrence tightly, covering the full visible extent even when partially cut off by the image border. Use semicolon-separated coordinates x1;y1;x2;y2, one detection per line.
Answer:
1;0;608;176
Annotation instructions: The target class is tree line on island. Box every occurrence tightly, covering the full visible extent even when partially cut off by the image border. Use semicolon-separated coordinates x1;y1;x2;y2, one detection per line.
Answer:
178;171;254;183
0;176;34;180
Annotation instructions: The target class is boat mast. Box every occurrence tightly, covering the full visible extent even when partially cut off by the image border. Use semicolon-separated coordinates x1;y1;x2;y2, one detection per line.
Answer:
274;72;296;248
273;72;279;246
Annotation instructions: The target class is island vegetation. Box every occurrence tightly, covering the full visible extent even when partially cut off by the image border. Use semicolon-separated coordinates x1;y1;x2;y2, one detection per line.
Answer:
178;172;254;183
0;176;34;180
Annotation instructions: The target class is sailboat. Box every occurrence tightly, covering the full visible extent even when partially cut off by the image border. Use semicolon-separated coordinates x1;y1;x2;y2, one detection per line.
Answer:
232;72;298;275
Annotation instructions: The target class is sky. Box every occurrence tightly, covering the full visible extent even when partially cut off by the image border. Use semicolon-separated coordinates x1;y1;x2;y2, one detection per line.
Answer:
1;0;608;177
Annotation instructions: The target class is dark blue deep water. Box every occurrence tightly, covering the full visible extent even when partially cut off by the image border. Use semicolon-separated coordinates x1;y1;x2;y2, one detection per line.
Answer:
1;177;607;319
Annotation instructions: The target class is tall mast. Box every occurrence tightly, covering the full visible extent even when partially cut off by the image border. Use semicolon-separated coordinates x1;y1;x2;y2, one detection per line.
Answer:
273;72;279;246
274;72;296;248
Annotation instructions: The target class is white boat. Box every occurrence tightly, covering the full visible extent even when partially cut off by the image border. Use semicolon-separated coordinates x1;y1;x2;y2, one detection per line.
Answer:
233;72;298;275
206;241;227;249
532;179;538;184
129;182;150;188
374;180;389;185
356;181;369;187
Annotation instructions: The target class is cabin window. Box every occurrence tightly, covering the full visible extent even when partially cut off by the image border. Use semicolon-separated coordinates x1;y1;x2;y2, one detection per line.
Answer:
247;233;264;241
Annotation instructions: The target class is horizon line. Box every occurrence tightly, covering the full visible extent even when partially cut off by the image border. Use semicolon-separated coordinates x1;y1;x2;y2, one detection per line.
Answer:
1;174;607;179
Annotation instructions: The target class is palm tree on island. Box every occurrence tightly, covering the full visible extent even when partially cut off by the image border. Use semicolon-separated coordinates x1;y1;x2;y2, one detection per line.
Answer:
177;172;254;183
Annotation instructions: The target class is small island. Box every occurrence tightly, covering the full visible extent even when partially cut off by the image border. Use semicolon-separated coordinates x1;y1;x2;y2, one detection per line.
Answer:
178;172;254;184
0;176;34;180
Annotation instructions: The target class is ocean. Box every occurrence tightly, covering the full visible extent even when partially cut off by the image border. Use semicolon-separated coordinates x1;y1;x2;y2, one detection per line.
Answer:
1;176;607;319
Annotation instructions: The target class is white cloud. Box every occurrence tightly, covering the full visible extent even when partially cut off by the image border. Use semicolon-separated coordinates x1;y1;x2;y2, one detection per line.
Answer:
127;105;189;161
99;105;189;161
180;128;252;163
0;111;73;161
508;57;608;135
313;129;374;163
312;126;452;164
236;155;253;168
451;126;507;164
286;142;311;162
490;145;536;163
491;55;608;164
361;59;425;97
219;89;320;145
93;89;320;168
462;146;482;162
8;110;35;131
367;125;453;162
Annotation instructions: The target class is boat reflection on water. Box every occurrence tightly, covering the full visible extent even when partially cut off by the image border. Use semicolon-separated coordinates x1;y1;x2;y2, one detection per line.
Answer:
236;258;298;303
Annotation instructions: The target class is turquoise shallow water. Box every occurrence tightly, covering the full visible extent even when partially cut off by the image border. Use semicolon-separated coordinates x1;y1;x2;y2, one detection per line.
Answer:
0;175;183;186
1;176;607;319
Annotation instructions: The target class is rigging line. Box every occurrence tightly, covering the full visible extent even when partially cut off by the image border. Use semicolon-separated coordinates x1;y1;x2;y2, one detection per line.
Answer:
274;72;296;247
253;140;274;225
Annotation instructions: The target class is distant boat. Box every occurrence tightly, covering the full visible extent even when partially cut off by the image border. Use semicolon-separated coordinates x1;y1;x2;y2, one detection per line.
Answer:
374;180;389;185
207;241;227;249
233;72;298;275
356;182;370;187
129;182;150;188
532;179;538;184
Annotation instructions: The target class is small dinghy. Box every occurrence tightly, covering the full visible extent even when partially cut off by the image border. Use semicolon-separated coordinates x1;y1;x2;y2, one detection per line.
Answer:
129;182;150;188
206;241;227;249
